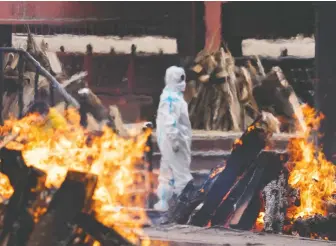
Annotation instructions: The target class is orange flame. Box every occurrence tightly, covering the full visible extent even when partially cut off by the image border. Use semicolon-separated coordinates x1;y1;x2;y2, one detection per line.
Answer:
0;108;152;244
254;212;265;231
287;105;336;219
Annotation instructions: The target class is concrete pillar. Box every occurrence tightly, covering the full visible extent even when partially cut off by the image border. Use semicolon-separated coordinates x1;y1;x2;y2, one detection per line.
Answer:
204;2;222;52
315;3;336;163
0;25;12;47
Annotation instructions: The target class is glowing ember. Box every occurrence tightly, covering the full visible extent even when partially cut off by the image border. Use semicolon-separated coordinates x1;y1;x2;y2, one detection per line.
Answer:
0;173;13;203
255;212;265;231
0;107;151;244
287;105;336;219
209;166;225;179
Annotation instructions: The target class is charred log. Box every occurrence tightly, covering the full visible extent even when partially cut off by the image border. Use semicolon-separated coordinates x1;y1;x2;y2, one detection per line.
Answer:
0;148;46;246
292;213;336;241
229;193;262;231
77;88;117;133
189;113;279;227
210;159;261;227
0;148;30;188
158;163;225;225
74;212;135;246
211;151;286;229
26;171;97;246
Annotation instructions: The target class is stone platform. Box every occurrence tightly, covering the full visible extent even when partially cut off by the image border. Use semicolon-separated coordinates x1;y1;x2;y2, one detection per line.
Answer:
143;225;335;246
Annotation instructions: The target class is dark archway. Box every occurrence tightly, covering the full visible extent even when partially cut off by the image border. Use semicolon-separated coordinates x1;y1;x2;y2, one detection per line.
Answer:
315;2;336;163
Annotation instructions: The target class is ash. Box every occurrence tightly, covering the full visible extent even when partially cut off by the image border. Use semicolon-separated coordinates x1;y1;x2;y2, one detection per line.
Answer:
262;171;288;233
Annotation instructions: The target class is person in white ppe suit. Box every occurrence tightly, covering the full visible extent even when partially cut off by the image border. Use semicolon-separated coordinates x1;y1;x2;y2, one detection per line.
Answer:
154;66;193;211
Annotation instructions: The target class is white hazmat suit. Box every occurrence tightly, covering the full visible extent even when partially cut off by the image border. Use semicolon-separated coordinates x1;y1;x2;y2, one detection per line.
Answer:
154;66;193;211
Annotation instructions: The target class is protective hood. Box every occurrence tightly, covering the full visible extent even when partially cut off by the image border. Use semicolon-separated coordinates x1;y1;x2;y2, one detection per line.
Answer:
164;66;186;92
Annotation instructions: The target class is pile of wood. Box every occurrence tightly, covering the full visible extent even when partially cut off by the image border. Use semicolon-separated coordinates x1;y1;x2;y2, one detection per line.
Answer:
184;47;305;133
159;112;287;229
1;31;132;136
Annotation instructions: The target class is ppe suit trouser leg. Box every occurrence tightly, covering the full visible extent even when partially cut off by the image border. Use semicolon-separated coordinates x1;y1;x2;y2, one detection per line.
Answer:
155;153;174;210
169;145;193;196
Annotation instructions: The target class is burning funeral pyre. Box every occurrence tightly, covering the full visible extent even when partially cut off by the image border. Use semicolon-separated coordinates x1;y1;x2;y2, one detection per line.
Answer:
159;104;336;241
0;30;157;245
0;108;153;246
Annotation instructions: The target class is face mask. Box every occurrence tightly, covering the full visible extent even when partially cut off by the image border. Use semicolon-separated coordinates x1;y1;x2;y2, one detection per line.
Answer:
176;81;186;92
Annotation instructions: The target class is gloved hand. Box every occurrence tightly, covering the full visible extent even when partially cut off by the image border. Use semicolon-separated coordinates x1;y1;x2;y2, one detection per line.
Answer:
172;140;179;152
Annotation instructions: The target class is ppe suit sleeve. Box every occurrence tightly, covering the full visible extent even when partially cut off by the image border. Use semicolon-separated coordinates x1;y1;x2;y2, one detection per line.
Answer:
161;98;181;143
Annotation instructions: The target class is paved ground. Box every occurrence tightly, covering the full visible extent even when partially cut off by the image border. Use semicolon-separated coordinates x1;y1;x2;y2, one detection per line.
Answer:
144;225;335;246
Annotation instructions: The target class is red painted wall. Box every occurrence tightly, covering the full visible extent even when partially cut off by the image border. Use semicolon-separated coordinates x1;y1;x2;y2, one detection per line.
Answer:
204;1;223;52
0;2;189;24
0;1;103;24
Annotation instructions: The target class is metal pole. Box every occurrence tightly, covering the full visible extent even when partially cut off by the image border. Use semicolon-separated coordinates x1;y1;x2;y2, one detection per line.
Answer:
34;67;39;102
22;51;79;108
18;56;24;119
49;83;55;106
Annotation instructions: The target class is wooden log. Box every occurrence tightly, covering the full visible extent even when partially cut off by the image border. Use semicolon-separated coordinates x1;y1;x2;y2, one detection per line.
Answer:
0;148;31;188
77;88;117;132
228;151;287;230
74;212;135;246
26;33;54;75
0;148;46;246
211;160;261;227
51;71;87;106
229;193;262;231
292;213;336;241
158;164;225;225
0;168;45;246
189;112;280;227
26;171;97;246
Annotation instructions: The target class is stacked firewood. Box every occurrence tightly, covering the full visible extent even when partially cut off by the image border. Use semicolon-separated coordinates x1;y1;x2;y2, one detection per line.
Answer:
184;47;304;132
159;112;287;228
1;31;132;136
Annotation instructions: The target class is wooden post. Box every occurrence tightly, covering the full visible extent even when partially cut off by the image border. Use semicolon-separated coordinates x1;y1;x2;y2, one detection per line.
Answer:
127;46;136;94
84;54;92;87
0;25;12;47
315;3;336;163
